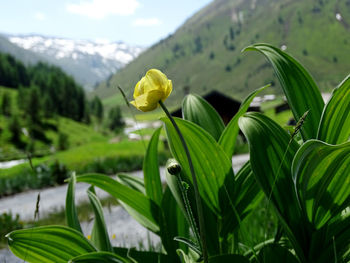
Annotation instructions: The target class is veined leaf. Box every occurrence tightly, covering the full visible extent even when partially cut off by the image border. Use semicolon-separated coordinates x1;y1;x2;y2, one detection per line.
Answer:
160;187;189;261
113;247;169;263
323;211;350;262
234;161;263;221
238;112;306;260
317;74;350;144
7;225;96;263
243;43;324;141
293;140;350;229
162;117;234;214
76;174;160;233
238;112;300;219
143;127;163;205
253;244;299;263
114;174;161;235
66;173;82;233
182;94;224;141
219;85;267;158
219;161;263;236
117;173;145;194
208;254;249;263
87;187;113;252
70;252;129;263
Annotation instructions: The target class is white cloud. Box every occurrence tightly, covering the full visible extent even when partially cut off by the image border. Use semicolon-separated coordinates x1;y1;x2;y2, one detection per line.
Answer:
66;0;140;19
132;18;162;27
34;12;46;21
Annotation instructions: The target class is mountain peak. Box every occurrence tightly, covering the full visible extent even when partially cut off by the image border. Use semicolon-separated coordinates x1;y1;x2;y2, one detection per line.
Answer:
2;34;145;90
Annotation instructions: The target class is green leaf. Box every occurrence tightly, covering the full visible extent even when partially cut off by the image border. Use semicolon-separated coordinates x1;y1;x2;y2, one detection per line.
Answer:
76;174;160;233
66;173;83;233
238;112;306;260
174;236;201;256
243;43;324;141
160;187;189;261
87;187;113;252
113;247;169;263
323;211;350;262
317;74;350;144
7;225;96;263
143;127;163;205
219;85;267;158
233;161;263;222
253;244;299;263
182;94;224;141
70;252;129;263
116;173;145;194
219;161;263;237
162;117;234;214
208;254;249;263
238;112;300;219
293;140;350;229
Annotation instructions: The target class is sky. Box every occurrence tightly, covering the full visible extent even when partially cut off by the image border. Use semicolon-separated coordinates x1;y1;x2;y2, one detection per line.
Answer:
0;0;213;46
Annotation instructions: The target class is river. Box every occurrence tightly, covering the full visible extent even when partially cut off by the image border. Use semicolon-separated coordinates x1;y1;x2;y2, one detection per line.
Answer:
0;154;249;262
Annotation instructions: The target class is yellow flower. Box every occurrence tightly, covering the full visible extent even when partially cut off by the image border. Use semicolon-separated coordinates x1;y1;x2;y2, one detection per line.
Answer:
130;69;172;112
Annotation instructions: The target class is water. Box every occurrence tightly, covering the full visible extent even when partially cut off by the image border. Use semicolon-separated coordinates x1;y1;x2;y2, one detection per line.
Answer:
0;159;26;169
0;154;249;261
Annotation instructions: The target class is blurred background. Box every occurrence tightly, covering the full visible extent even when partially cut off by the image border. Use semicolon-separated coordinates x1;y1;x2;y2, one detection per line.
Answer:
0;0;349;259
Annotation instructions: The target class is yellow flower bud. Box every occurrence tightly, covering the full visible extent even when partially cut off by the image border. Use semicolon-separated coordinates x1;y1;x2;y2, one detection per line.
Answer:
130;69;172;112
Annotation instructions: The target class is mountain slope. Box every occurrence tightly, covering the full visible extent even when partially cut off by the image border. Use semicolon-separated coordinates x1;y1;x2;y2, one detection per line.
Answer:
0;35;45;65
93;0;350;109
1;34;144;90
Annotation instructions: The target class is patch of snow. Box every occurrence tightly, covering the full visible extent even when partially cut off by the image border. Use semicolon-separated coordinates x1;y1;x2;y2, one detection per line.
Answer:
8;35;144;64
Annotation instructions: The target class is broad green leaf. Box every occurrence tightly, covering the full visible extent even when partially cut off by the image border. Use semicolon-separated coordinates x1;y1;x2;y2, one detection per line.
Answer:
233;161;263;221
323;211;350;263
66;173;82;233
177;249;201;263
160;187;189;261
143;127;163;205
76;174;160;233
293;140;350;229
243;43;324;140
208;254;249;263
182;94;224;141
70;252;129;263
253;244;299;263
161;117;234;214
87;187;113;252
238;112;300;219
317;74;350;144
219;161;263;236
113;247;169;263
117;173;145;194
7;225;96;263
219;85;267;158
238;112;306;260
114;174;161;235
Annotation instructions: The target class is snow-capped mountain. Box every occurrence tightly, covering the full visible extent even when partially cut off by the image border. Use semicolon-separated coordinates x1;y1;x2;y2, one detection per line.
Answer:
5;34;144;90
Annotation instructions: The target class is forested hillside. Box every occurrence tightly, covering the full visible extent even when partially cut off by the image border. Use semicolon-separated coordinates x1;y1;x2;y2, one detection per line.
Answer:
0;52;116;160
93;0;350;109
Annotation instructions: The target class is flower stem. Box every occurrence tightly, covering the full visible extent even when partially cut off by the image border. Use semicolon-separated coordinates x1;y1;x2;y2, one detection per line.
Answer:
159;101;208;263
